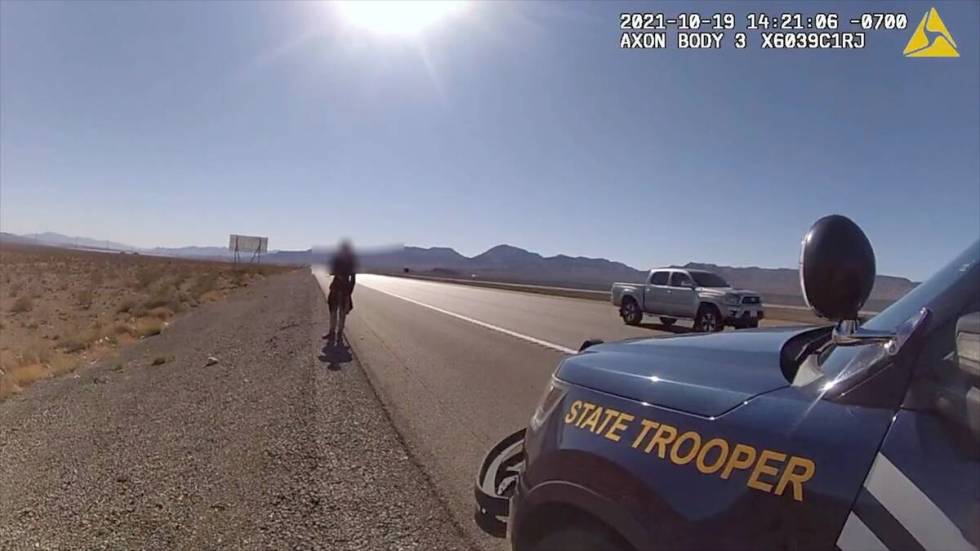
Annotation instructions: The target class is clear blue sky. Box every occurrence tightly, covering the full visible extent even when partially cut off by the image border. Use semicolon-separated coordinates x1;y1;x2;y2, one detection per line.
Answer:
1;1;977;280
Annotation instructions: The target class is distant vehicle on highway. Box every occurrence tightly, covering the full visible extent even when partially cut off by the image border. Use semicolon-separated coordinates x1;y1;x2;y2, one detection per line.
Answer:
476;215;979;551
611;269;764;331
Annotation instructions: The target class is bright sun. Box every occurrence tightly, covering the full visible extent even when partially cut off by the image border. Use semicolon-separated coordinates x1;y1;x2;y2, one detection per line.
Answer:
334;0;467;38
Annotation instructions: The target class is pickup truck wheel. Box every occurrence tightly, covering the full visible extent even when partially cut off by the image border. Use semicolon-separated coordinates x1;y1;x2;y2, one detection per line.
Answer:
659;317;676;327
695;305;723;332
620;299;642;326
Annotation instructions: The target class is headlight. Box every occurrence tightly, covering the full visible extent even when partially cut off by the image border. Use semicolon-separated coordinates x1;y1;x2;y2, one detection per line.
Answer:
725;294;741;305
529;378;568;430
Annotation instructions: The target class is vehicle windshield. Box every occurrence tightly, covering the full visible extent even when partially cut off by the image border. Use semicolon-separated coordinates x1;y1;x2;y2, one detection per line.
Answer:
813;239;980;382
864;239;979;332
689;272;730;288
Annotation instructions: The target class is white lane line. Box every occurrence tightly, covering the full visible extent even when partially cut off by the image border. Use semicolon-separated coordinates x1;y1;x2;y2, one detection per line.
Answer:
360;282;578;355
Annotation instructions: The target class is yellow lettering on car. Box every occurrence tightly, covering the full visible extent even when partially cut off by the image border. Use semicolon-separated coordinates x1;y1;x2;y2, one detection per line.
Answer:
597;408;620;434
695;438;730;475
747;449;786;493
575;402;596;427
561;401;817;502
580;405;604;432
669;431;702;465
631;419;660;449
644;423;678;458
604;412;634;443
775;456;816;502
721;444;757;480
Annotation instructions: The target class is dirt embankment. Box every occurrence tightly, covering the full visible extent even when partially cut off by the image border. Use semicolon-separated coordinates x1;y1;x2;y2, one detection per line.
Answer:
0;270;468;550
0;243;290;399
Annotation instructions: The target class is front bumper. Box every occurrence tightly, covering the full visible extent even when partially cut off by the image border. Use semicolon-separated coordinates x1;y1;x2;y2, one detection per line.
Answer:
474;428;525;538
724;305;764;326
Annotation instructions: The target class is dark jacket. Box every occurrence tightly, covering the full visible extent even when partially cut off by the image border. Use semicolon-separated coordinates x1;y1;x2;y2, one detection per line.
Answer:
328;253;356;309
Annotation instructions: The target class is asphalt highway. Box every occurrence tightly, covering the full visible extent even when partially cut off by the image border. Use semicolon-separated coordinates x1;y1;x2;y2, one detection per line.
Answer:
310;271;803;549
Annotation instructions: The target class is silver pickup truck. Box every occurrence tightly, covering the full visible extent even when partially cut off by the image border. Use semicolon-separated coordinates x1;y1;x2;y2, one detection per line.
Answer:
611;268;764;331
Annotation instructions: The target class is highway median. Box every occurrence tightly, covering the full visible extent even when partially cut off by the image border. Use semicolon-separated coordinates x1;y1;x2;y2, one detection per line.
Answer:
373;271;841;326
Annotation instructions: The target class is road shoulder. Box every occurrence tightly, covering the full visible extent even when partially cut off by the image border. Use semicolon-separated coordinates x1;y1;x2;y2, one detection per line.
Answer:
0;270;468;550
307;275;471;550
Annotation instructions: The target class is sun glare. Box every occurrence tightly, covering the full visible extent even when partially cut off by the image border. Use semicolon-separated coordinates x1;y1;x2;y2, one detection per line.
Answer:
334;1;467;38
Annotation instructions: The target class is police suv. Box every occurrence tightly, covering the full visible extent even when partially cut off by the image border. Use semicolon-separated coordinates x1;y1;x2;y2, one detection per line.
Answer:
475;215;979;551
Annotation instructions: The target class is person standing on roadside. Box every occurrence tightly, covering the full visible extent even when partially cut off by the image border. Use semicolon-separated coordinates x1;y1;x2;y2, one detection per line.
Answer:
326;240;356;345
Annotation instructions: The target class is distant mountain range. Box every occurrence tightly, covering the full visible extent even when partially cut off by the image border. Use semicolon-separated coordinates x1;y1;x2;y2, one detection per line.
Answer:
2;232;237;258
2;231;139;251
383;246;915;309
1;231;917;308
392;244;645;288
676;262;914;310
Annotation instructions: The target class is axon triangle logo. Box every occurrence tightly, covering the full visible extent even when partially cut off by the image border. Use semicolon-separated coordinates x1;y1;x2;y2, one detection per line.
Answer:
904;7;959;58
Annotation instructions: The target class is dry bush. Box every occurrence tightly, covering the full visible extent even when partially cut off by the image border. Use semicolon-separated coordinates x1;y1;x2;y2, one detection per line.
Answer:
76;289;94;309
148;306;173;320
134;317;163;337
0;350;16;373
252;266;274;277
95;334;118;347
134;267;163;290
0;378;18;400
191;272;218;297
229;270;249;288
57;327;98;353
142;286;180;312
112;321;135;336
19;342;53;366
58;337;88;353
49;354;78;376
176;290;192;311
171;267;192;289
198;290;223;303
0;348;73;398
11;296;33;313
10;363;48;382
117;298;136;314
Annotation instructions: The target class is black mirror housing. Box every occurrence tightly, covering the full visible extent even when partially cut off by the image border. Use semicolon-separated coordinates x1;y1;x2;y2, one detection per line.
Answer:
799;215;876;321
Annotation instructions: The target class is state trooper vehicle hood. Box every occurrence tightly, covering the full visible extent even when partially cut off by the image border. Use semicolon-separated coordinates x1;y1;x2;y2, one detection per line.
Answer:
557;327;816;418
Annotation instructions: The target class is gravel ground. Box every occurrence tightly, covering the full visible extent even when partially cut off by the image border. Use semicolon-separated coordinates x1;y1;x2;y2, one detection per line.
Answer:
0;270;470;550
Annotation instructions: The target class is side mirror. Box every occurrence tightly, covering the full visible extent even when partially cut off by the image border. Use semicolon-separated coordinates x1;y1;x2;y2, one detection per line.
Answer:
799;215;916;349
799;215;876;321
